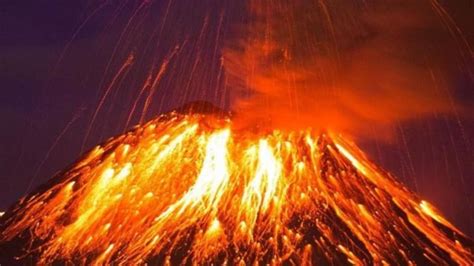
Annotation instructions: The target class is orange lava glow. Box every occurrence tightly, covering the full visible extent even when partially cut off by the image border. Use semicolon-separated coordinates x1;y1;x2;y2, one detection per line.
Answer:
1;113;472;264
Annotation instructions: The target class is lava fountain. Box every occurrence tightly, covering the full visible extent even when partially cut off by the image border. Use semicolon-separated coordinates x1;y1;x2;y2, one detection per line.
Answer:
0;111;472;264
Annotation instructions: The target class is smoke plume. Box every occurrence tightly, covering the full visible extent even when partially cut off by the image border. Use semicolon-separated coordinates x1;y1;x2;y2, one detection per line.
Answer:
224;0;468;138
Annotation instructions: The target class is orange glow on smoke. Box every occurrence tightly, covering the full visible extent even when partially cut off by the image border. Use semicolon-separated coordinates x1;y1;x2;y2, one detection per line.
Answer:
1;113;472;264
223;0;463;138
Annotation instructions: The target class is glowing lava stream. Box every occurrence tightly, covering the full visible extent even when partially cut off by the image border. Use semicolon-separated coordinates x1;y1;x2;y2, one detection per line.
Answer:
0;113;472;265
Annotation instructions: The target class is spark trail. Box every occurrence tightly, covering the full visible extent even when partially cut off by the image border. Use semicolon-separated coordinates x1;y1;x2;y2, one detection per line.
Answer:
0;113;472;265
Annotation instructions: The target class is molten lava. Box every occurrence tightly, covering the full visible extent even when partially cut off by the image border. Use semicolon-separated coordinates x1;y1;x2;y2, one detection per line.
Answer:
0;113;472;264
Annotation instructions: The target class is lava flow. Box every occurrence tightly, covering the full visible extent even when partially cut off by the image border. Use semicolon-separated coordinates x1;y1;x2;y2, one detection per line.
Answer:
0;113;472;265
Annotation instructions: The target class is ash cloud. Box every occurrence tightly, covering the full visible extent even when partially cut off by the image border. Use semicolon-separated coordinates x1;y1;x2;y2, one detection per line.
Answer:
224;0;469;138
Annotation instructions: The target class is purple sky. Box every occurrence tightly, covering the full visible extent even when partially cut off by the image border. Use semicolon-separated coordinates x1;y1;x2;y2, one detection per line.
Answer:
0;0;473;236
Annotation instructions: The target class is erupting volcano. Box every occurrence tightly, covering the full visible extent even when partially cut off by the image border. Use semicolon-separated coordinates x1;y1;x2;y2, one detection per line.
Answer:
0;110;472;264
1;0;473;264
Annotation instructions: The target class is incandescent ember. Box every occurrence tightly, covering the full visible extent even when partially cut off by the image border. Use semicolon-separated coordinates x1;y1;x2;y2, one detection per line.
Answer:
0;111;472;265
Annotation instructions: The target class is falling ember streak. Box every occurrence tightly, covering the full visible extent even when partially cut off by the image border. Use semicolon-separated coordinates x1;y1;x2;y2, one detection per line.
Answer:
0;113;472;265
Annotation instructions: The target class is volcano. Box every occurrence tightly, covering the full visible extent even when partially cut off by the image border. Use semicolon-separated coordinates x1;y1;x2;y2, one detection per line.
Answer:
0;108;472;265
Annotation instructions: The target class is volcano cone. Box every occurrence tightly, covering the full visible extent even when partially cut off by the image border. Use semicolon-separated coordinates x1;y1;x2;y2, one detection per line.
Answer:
0;112;472;265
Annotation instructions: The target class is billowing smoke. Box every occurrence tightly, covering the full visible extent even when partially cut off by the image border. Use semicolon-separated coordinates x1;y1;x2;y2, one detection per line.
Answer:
224;0;468;138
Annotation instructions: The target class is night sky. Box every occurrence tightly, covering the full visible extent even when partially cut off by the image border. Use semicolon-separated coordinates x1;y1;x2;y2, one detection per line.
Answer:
0;0;473;237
